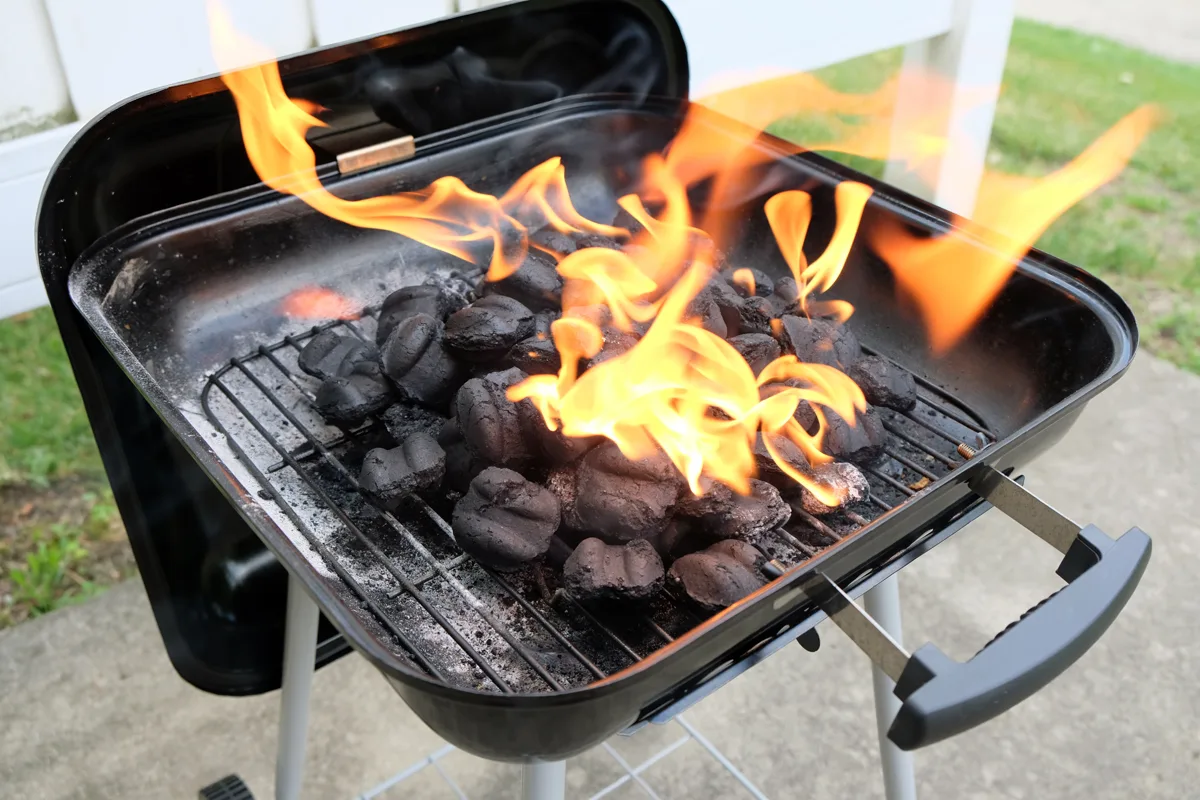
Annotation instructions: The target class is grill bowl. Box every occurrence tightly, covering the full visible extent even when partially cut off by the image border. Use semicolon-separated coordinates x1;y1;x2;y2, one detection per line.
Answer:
62;97;1136;760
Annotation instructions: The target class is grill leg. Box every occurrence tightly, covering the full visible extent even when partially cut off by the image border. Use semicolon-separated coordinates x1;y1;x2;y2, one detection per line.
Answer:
276;573;320;800
863;576;918;800
521;761;566;800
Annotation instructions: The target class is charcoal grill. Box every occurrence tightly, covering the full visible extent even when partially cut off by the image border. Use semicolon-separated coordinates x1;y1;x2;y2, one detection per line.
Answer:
36;1;1150;797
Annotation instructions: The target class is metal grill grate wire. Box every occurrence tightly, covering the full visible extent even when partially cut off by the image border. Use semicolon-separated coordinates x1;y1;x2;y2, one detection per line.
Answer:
201;309;996;694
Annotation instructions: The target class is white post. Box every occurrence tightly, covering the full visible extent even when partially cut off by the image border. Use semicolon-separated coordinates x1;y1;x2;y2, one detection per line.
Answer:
882;0;1014;217
863;577;918;800
276;573;321;800
521;761;567;800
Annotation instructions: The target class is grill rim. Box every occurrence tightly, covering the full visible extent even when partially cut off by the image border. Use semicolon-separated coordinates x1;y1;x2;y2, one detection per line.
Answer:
61;99;1140;710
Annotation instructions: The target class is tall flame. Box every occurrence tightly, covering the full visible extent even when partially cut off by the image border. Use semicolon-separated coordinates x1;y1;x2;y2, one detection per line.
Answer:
870;105;1160;352
508;113;869;505
212;6;1155;506
208;1;617;281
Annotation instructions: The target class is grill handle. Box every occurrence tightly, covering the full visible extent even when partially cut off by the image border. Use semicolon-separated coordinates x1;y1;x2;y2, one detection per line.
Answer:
824;467;1151;751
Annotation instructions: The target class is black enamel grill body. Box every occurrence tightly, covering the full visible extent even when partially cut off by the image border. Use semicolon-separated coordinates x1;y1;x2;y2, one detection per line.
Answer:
38;0;1148;762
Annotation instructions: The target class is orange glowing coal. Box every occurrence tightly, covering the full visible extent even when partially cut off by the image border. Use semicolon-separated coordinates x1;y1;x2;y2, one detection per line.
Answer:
280;287;360;320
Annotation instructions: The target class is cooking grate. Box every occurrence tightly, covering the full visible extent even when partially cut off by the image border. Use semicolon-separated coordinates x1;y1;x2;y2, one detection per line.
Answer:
200;303;996;695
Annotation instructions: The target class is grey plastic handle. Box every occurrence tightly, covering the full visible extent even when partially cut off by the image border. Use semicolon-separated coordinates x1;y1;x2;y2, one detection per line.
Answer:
887;521;1151;749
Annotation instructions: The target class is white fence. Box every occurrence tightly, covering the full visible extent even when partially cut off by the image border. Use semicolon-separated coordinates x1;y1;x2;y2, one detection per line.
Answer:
0;0;1012;319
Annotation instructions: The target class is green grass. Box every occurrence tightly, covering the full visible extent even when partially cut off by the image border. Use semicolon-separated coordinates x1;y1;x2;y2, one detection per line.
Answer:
0;308;103;487
1;487;128;624
770;19;1200;370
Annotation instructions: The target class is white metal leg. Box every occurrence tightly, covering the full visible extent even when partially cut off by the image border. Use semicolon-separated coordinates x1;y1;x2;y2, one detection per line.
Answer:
863;576;918;800
521;760;567;800
277;573;320;800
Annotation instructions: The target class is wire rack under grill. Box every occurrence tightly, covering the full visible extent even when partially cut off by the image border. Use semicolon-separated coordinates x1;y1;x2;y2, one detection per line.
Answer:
201;307;996;695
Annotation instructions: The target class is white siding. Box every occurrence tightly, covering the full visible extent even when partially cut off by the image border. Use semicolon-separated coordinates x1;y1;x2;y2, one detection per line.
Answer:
44;0;314;119
310;0;452;46
0;0;71;132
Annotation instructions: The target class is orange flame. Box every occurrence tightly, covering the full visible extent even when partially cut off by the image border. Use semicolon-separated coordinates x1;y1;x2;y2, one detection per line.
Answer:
281;287;360;320
208;1;619;281
508;107;868;505
214;6;1152;509
870;105;1160;352
765;182;874;320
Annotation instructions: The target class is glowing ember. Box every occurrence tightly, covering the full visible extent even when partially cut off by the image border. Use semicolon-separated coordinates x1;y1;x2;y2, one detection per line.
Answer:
281;287;360;320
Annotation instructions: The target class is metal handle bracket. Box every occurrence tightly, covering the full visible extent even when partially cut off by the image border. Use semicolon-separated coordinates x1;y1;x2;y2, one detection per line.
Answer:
968;466;1079;554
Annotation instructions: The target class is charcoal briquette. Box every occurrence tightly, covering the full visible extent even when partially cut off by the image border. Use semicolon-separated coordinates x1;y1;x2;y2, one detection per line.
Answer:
483;249;563;311
562;538;665;604
686;293;729;339
315;360;394;426
704;280;746;336
507;335;561;375
766;277;801;317
738;295;775;335
381;403;449;446
723;267;774;298
452;467;561;570
848;355;917;411
668;539;767;612
511;313;566;373
568;442;683;543
797;461;871;515
531;228;578;256
587;328;640;369
444;295;535;361
423;270;481;312
776;315;861;368
358;432;446;507
455;368;535;470
521;411;599;467
439;417;485;492
729;333;780;375
611;207;646;238
822;406;887;464
380;313;468;408
563;304;612;328
675;479;790;540
759;380;818;432
377;285;448;345
297;330;377;381
574;233;623;251
753;432;810;489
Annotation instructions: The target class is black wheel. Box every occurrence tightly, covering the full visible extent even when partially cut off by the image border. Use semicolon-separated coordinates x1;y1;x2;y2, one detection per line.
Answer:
198;774;254;800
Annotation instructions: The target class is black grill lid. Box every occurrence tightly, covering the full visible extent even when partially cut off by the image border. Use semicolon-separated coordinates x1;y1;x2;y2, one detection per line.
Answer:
35;0;687;695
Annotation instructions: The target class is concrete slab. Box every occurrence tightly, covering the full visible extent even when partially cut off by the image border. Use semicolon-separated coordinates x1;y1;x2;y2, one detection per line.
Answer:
1;354;1197;799
1016;0;1200;63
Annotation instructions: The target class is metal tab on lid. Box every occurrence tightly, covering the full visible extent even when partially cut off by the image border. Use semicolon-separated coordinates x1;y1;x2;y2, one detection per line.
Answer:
336;135;416;176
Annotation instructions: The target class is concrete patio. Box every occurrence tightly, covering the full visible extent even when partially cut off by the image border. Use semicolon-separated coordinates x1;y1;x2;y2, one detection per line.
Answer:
2;352;1197;799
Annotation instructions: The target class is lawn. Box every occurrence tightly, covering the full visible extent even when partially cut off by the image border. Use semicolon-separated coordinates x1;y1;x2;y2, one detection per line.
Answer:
1;18;1197;626
0;308;134;626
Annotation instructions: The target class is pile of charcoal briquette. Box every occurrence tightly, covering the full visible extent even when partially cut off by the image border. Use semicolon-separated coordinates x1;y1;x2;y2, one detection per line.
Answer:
298;223;917;612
